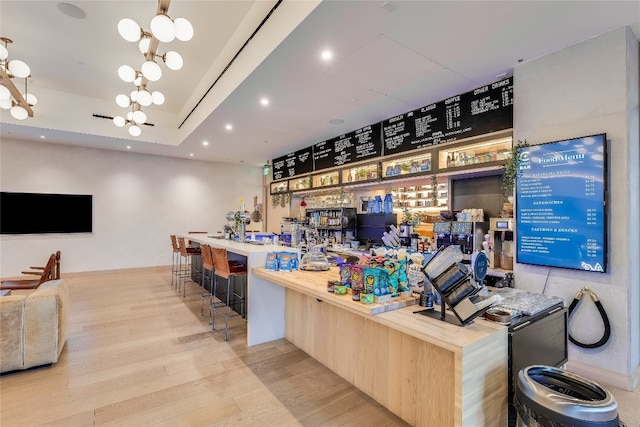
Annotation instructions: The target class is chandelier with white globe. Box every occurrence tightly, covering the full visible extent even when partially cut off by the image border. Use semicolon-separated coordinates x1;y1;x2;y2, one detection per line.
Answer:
0;37;37;120
113;0;193;136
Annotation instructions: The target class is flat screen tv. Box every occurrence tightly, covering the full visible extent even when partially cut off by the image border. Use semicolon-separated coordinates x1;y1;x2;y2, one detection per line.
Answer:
515;133;607;272
1;192;93;234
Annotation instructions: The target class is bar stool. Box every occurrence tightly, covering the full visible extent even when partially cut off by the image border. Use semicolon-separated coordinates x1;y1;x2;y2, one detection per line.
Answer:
199;244;215;316
210;247;247;341
170;235;181;288
176;236;201;297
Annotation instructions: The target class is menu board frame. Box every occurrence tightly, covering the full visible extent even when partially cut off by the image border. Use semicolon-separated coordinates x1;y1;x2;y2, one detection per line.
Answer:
515;133;607;273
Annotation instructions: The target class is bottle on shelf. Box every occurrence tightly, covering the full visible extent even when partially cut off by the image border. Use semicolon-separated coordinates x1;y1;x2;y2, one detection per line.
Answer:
383;193;394;214
374;195;382;214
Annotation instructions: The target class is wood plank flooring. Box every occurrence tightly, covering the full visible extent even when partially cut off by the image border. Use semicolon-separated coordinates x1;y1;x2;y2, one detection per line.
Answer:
0;267;409;427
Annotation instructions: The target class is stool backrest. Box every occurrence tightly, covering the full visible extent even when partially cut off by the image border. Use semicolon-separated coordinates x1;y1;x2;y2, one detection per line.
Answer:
211;247;231;279
201;244;213;271
177;237;188;257
170;235;179;253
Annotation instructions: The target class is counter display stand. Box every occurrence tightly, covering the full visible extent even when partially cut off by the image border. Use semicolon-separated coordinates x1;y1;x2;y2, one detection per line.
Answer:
417;245;490;325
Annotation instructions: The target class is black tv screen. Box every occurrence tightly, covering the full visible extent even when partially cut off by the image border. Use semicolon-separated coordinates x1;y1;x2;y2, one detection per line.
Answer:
516;133;607;272
1;192;93;234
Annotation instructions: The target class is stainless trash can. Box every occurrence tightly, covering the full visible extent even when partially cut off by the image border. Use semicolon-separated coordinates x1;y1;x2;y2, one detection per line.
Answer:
514;365;621;427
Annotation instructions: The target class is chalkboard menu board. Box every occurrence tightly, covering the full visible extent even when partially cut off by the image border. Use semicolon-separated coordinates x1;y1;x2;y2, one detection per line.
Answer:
272;147;314;180
383;77;513;156
516;134;607;272
313;123;383;171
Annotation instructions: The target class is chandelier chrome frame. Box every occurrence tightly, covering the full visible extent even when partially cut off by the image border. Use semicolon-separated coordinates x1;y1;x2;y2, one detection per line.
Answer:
113;0;193;137
0;37;36;120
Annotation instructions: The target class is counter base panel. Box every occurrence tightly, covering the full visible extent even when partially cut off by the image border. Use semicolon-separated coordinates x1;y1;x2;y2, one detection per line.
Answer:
285;289;507;427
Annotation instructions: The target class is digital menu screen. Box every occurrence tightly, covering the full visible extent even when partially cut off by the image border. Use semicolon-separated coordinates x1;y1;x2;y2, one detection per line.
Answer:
516;134;607;272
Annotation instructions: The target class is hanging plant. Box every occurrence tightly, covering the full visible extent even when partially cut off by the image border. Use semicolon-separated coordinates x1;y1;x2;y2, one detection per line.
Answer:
280;192;291;208
501;139;529;199
271;193;281;208
430;174;438;207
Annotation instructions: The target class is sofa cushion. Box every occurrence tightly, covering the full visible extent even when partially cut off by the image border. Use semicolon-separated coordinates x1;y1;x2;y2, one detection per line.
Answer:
0;296;26;372
23;279;68;368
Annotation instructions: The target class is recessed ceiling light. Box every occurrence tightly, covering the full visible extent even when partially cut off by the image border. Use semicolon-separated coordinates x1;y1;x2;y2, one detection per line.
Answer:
225;124;233;131
329;118;344;125
189;153;194;157
202;141;209;146
321;50;332;61
126;146;131;150
260;98;269;106
39;135;45;139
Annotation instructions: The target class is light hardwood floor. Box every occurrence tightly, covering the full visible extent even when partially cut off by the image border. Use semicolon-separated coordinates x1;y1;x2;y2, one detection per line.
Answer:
0;267;409;427
3;267;638;426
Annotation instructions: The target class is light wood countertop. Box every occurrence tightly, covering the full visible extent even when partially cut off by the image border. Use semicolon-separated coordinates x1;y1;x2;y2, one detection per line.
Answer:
252;266;505;354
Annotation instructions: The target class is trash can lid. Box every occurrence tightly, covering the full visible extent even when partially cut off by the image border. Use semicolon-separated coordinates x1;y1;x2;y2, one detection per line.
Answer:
516;365;619;425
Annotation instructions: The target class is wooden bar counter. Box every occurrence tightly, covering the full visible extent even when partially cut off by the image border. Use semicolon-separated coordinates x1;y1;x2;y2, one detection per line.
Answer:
253;267;508;427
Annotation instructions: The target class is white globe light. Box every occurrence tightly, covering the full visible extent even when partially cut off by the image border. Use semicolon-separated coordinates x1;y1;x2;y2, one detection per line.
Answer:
138;37;151;54
23;93;37;106
0;44;7;60
126;111;133;120
8;60;30;78
118;18;141;42
116;94;130;108
113;116;126;127
136;89;152;106
174;17;194;41
130;90;138;102
150;14;175;43
0;98;12;109
164;51;183;71
10;105;28;120
118;65;136;82
132;110;147;124
151;91;165;105
0;84;10;101
141;60;161;81
128;125;141;137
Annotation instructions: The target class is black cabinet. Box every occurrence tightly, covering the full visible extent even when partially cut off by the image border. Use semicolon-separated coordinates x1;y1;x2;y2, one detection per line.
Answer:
356;213;397;245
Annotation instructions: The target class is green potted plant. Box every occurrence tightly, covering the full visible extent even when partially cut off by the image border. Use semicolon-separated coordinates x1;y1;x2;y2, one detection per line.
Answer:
501;139;529;201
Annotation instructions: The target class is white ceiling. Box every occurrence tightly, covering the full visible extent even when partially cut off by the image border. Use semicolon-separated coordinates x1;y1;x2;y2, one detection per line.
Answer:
1;0;639;168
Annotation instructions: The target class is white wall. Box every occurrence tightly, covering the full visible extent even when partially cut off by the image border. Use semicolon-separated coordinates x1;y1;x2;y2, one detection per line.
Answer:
0;138;264;276
513;27;639;389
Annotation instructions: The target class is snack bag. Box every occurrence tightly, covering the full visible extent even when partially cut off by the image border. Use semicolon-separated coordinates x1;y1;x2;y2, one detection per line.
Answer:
339;264;352;286
290;252;299;270
396;257;410;292
279;252;292;272
349;265;364;291
265;252;278;271
383;259;400;295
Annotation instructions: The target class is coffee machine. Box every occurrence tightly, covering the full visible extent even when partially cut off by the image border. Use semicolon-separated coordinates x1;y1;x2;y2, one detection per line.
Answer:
434;221;489;255
398;222;413;246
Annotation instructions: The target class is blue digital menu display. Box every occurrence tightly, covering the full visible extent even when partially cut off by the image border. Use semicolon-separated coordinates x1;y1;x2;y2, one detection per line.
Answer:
516;134;607;272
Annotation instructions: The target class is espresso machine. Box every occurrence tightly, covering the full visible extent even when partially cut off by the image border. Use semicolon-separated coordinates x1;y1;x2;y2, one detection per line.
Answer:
434;221;453;249
398;222;413;246
434;221;489;255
